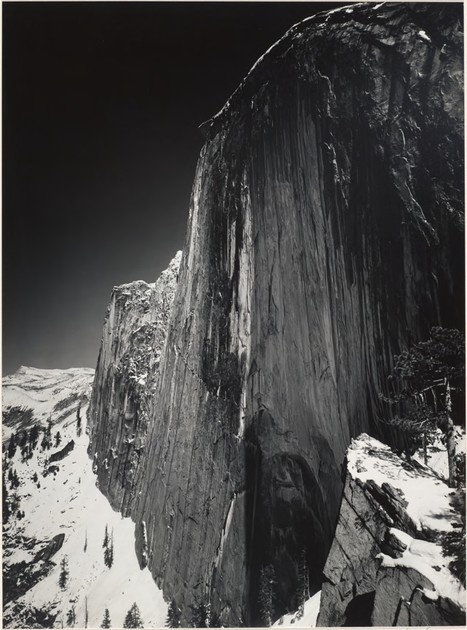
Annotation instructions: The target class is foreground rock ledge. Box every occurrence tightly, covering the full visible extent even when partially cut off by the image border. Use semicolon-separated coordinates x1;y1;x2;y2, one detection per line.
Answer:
317;434;466;626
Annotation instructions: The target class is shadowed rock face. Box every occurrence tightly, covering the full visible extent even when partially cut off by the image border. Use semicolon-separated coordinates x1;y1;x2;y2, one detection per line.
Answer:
91;3;463;626
87;252;181;515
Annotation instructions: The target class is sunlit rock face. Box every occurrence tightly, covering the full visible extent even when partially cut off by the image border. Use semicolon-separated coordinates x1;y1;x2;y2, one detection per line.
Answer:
92;2;463;626
87;252;181;515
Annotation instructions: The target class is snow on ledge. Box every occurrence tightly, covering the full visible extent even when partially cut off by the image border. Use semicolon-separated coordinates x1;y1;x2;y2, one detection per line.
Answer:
347;434;458;533
378;528;465;609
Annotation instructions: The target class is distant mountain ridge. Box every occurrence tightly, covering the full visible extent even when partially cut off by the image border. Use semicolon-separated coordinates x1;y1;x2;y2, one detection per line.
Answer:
2;366;94;440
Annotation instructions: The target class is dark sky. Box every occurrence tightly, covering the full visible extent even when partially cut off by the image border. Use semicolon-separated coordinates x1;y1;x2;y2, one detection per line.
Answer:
3;1;343;375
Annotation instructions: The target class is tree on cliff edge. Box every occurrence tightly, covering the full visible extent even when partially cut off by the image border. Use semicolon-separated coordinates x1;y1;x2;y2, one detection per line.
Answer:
382;327;464;487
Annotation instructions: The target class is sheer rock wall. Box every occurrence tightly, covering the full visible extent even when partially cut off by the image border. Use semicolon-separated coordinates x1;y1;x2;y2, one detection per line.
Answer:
90;3;463;625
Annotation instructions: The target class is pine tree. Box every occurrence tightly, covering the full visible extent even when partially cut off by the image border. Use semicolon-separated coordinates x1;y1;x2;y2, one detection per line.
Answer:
210;610;221;628
2;474;10;524
25;444;33;460
10;469;20;489
103;524;109;548
67;605;76;626
101;608;111;628
295;549;309;619
19;430;28;449
104;539;114;568
382;327;464;486
29;424;39;448
59;555;69;589
166;600;181;628
190;601;210;628
123;602;144;628
258;565;276;627
104;530;114;568
10;492;20;514
204;601;211;628
109;538;114;567
77;406;82;437
7;434;17;459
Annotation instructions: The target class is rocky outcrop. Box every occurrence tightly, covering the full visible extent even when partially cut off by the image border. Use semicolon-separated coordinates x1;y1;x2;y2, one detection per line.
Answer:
49;440;74;463
89;3;463;625
87;252;181;514
317;434;465;626
32;534;65;563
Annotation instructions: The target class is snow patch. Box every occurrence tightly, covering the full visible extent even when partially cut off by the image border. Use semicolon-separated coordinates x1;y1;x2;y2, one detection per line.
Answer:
418;29;431;42
273;590;321;627
378;528;465;609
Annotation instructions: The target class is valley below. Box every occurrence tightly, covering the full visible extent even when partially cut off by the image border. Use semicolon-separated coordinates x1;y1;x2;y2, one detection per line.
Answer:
2;367;167;629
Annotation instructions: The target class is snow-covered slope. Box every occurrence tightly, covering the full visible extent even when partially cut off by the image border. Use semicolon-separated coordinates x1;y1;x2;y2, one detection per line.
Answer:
3;367;168;628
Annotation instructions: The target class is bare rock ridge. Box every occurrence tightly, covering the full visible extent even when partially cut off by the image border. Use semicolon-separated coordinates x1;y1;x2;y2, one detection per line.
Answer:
88;3;463;626
317;435;465;626
87;252;182;515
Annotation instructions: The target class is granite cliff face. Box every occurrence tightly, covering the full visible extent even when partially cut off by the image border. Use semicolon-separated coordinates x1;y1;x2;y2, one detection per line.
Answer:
317;435;466;626
88;252;181;515
89;3;463;626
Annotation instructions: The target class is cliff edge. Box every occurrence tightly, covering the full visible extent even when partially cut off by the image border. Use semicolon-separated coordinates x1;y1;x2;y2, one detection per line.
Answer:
88;252;182;515
318;434;466;626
